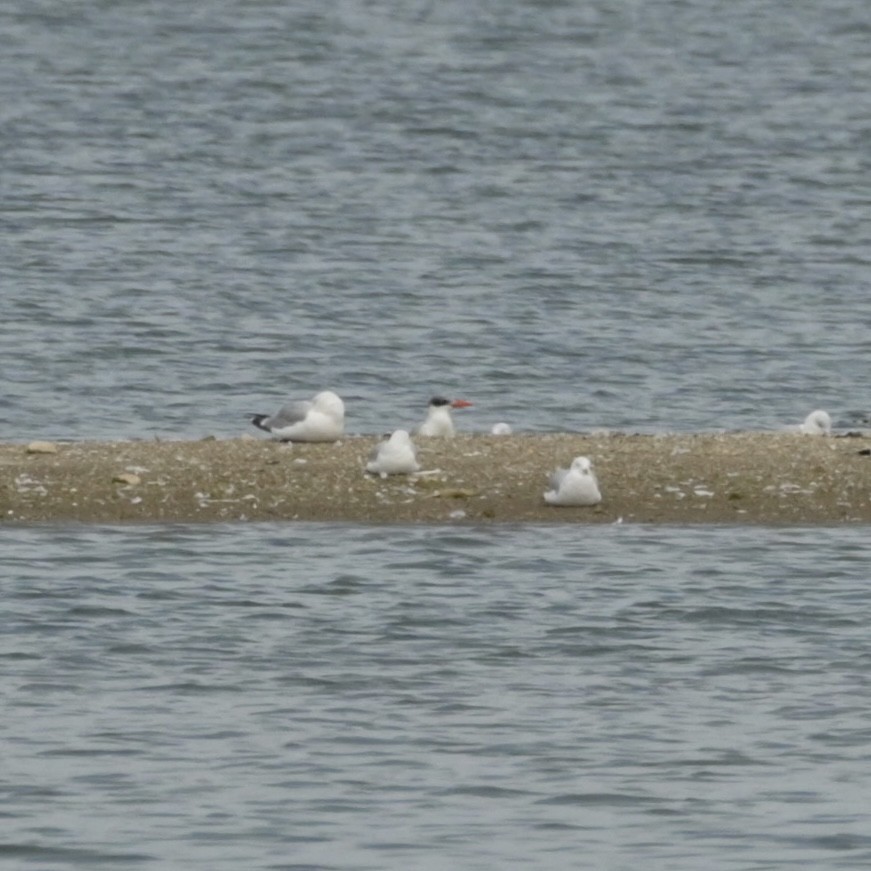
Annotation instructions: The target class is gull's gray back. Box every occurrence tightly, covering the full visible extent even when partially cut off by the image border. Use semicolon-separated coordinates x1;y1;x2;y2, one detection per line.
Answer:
549;467;569;490
267;399;313;429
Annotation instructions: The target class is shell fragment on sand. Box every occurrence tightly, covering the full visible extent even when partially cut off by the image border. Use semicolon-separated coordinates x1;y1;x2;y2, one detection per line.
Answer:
112;473;141;486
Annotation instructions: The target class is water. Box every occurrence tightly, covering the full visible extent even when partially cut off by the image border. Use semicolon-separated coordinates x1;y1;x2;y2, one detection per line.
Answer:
3;523;871;870
2;0;870;439
3;1;871;866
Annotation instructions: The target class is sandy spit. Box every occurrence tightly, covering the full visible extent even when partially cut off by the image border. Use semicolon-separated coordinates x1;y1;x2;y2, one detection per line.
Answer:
2;432;870;525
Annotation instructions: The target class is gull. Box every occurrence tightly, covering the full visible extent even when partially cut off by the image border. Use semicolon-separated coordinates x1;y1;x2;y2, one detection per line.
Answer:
249;390;345;442
491;422;513;435
798;410;832;435
544;456;602;506
366;430;420;476
416;396;473;437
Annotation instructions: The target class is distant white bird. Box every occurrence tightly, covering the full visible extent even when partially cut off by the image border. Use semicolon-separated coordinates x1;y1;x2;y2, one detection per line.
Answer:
366;429;420;476
491;422;513;435
544;456;602;506
798;409;832;435
416;396;473;437
250;390;345;442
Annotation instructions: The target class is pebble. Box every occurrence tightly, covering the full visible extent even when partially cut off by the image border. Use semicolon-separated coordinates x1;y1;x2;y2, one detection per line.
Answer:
26;441;58;455
433;488;478;499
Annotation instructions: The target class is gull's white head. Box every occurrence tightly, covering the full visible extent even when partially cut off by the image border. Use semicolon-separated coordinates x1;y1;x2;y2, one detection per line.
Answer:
312;391;345;419
799;409;832;435
570;456;594;474
389;429;412;445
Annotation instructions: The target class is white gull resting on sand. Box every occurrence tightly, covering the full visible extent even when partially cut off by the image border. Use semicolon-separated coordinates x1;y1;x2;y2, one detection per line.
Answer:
416;396;473;437
366;429;420;476
798;409;832;435
491;422;512;435
250;390;345;442
544;456;602;507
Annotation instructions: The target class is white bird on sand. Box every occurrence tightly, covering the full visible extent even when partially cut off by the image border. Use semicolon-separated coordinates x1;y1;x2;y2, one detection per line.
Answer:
491;422;513;435
544;456;602;506
366;429;420;476
416;396;473;437
249;390;345;442
798;409;832;435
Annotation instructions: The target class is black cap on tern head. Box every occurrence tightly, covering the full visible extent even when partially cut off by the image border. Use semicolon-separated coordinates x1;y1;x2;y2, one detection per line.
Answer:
428;396;451;407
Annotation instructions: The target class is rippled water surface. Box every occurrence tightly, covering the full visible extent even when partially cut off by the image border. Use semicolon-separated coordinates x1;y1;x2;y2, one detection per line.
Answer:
3;2;871;867
2;0;870;439
4;523;871;869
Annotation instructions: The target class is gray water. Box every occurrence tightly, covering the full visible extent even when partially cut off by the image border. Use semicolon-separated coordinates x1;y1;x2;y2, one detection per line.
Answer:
3;1;871;867
4;523;871;870
2;0;870;439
